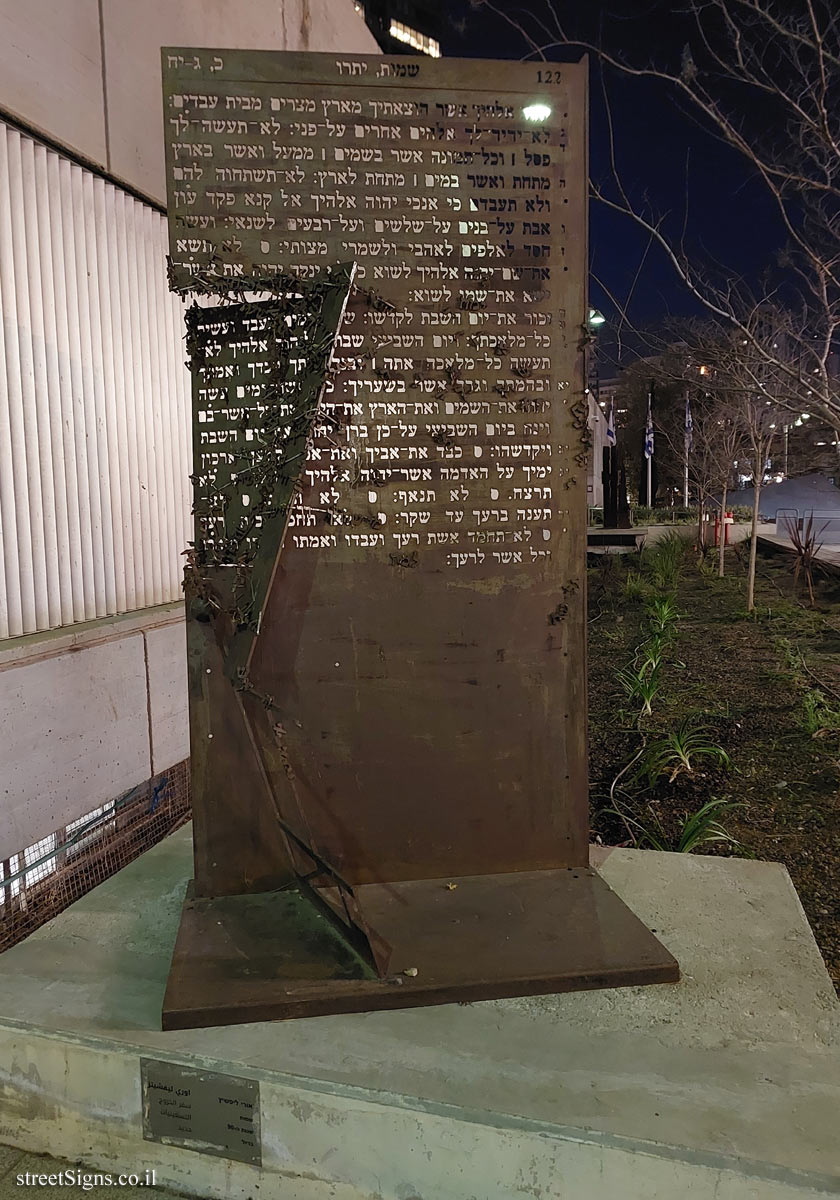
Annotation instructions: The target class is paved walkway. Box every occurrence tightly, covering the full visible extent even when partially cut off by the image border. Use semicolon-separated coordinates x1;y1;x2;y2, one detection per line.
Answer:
758;530;840;570
0;1145;186;1200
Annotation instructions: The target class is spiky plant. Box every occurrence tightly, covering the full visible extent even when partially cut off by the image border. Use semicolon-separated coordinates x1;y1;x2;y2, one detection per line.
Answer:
644;595;682;635
644;531;685;592
617;662;662;717
636;633;667;677
782;512;827;605
605;797;744;854
641;715;730;785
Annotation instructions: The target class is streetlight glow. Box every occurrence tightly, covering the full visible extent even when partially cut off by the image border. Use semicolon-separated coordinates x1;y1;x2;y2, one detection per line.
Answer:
523;103;552;122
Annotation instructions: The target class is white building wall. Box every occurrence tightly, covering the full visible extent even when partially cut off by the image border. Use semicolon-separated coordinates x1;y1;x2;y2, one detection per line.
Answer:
0;604;186;862
0;0;107;171
0;0;378;855
0;0;376;203
0;117;192;641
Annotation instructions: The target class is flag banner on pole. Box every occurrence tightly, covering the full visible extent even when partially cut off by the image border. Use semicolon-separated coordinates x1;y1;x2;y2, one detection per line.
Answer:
644;399;654;460
685;395;694;452
606;402;617;447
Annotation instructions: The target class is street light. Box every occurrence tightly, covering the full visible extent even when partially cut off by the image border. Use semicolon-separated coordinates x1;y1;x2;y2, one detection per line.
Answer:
587;307;606;329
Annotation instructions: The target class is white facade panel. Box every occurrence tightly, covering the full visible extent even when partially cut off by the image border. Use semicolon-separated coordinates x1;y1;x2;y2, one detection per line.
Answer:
103;0;379;201
146;620;189;775
0;0;106;169
0;118;192;640
0;634;150;861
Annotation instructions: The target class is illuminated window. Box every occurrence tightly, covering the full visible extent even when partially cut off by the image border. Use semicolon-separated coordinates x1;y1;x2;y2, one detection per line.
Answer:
389;20;442;57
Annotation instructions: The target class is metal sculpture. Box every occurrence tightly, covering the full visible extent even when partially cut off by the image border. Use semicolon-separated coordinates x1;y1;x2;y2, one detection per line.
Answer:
160;49;678;1030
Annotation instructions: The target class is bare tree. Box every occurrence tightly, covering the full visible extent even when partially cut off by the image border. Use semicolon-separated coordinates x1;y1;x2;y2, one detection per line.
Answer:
685;390;745;576
473;0;840;453
741;396;778;610
681;328;780;601
649;321;782;601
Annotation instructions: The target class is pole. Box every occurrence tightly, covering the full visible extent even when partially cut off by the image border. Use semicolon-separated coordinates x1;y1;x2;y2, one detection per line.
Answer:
646;381;654;507
683;387;692;507
683;392;689;507
683;457;689;508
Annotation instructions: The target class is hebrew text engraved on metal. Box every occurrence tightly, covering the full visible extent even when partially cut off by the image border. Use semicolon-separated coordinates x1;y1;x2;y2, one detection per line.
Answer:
164;50;589;887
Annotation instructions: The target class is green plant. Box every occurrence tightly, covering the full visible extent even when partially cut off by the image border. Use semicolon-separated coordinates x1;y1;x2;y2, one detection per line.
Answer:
632;505;698;525
640;715;731;785
644;595;681;634
624;569;648;602
636;632;668;676
606;797;745;854
801;689;840;738
782;512;827;605
674;798;745;853
774;636;806;683
643;531;685;592
617;662;662;717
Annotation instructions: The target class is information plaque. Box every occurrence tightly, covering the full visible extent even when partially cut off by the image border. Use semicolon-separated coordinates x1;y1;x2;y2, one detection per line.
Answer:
159;49;678;1029
141;1059;260;1165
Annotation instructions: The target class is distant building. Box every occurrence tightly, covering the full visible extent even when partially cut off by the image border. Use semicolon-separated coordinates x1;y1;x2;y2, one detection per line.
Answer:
357;1;444;57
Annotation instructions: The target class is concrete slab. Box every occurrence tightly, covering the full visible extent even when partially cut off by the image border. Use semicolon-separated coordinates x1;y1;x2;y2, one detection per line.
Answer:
0;1150;185;1200
0;826;837;1199
0;1144;25;1178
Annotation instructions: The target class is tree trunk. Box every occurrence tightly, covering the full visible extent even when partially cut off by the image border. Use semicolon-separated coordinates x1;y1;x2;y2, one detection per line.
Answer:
718;484;728;577
747;472;761;612
697;496;706;557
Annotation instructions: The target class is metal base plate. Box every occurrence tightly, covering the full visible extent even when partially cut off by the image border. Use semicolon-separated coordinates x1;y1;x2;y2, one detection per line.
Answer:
162;868;679;1030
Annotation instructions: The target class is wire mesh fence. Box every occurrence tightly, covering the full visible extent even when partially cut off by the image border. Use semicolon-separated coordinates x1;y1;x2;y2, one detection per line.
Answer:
0;760;191;953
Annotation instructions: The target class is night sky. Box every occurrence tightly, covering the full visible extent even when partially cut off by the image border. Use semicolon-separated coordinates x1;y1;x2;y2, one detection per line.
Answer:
439;1;784;368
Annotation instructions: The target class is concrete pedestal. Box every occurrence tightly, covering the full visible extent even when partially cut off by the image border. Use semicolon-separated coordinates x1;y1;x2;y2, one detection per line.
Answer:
0;826;837;1199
